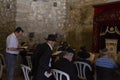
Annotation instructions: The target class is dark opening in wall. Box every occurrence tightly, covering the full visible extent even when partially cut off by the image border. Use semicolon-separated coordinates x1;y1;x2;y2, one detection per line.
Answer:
33;0;37;1
29;32;34;38
53;2;57;7
6;3;10;9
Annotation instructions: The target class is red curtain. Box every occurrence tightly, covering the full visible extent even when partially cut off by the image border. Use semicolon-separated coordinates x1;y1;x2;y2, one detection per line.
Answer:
93;1;120;53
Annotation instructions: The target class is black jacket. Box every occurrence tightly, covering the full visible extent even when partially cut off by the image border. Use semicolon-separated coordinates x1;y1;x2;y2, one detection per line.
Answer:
32;43;52;80
53;58;79;80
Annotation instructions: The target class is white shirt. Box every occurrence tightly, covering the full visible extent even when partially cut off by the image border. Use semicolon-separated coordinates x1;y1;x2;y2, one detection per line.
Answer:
47;43;53;50
47;43;53;67
6;33;19;54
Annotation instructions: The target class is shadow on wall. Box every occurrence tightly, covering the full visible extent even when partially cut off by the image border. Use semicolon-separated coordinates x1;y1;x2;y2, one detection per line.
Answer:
66;29;92;52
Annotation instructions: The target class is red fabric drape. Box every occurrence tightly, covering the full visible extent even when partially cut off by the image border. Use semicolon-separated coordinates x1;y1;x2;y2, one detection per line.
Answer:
93;1;120;53
94;1;120;15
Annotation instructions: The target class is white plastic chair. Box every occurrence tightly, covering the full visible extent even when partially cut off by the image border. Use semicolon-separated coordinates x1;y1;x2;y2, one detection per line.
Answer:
0;54;5;79
52;69;70;80
74;61;92;80
26;56;32;68
21;64;31;80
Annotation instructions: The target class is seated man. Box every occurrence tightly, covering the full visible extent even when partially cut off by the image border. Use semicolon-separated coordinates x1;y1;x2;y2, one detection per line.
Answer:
95;48;119;80
53;48;78;80
76;51;95;80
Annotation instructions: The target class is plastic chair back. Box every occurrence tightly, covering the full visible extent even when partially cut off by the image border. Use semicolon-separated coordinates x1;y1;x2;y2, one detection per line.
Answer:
52;69;70;80
26;56;32;68
21;64;31;80
74;61;92;80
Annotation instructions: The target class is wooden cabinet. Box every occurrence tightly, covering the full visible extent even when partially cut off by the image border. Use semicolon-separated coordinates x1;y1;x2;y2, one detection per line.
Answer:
93;1;120;58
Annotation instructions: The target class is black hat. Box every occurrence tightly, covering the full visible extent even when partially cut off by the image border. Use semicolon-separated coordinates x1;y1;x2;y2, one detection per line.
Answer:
66;47;75;54
45;34;57;41
80;46;86;51
78;51;90;59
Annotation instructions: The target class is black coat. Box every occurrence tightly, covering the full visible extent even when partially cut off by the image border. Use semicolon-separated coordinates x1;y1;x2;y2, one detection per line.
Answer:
53;58;79;80
32;43;53;80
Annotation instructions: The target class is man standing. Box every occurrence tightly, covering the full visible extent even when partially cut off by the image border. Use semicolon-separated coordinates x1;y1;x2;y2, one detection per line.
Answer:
6;27;24;80
32;34;57;80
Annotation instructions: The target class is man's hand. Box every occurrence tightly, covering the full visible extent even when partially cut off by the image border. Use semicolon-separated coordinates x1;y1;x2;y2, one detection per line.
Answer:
44;71;52;78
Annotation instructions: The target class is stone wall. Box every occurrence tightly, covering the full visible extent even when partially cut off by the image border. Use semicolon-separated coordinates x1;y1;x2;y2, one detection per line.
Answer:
16;0;120;51
0;0;16;53
16;0;67;46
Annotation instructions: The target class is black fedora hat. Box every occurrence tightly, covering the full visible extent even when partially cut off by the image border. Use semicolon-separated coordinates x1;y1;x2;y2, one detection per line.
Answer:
45;34;57;41
66;47;75;54
78;51;90;59
80;46;86;51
